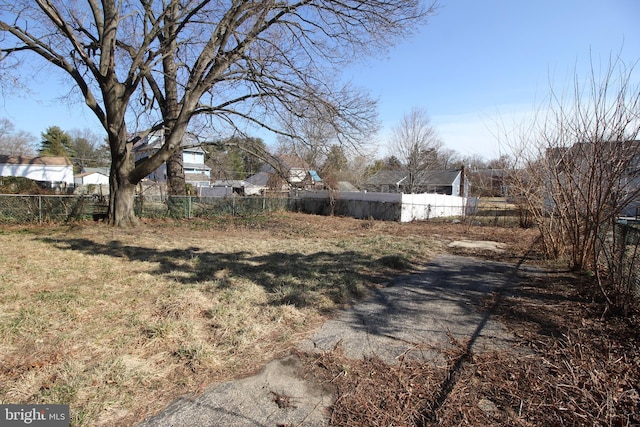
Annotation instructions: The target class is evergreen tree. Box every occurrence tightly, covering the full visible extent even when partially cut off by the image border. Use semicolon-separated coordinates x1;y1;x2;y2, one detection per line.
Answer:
385;156;403;170
67;129;111;172
323;145;348;173
204;137;267;180
39;126;73;157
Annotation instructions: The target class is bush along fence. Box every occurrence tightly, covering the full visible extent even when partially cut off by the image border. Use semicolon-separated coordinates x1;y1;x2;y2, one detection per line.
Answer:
139;195;293;219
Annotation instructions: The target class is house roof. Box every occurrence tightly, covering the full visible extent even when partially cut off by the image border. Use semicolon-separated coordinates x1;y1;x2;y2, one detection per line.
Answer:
420;169;462;186
246;171;271;187
185;173;210;183
260;154;311;175
82;167;110;175
364;170;408;186
211;180;247;187
365;169;462;187
276;154;310;170
337;181;359;191
470;168;509;177
548;140;640;165
211;179;265;189
309;170;322;182
184;162;211;171
0;155;72;166
74;171;108;178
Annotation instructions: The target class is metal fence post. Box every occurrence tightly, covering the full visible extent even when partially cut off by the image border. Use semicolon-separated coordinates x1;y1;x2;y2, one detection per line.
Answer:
38;195;42;224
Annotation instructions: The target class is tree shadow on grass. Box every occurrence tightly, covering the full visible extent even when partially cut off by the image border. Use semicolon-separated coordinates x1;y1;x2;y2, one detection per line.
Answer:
314;256;529;352
38;237;403;309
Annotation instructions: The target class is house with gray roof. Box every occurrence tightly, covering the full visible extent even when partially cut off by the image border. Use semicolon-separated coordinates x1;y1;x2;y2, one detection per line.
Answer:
548;140;640;218
364;168;468;197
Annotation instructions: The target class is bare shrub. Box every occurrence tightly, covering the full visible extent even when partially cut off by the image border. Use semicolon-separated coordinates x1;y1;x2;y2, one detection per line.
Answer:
507;54;640;309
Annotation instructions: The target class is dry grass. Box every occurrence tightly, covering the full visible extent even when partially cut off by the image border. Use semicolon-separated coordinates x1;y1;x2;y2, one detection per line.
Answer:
5;211;631;426
0;212;469;426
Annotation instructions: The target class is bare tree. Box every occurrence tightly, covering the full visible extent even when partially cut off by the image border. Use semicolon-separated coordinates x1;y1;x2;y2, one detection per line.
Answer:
275;118;336;171
345;152;375;189
0;2;164;226
436;147;460;169
0;118;35;156
1;1;434;226
389;107;443;193
275;90;380;174
508;55;640;310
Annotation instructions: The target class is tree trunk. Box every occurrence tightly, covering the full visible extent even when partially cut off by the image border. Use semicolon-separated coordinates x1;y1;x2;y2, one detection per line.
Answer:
162;3;186;197
108;135;138;227
167;149;186;195
109;179;138;227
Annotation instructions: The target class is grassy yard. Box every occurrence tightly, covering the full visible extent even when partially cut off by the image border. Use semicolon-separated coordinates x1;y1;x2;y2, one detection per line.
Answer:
6;212;631;426
0;212;468;426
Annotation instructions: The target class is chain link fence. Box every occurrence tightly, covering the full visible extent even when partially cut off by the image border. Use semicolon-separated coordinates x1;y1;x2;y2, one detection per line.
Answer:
613;222;640;302
0;194;294;223
0;194;107;223
2;193;636;297
137;195;293;218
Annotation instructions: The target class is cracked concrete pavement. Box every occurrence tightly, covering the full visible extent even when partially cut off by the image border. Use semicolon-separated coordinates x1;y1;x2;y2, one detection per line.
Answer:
137;253;539;427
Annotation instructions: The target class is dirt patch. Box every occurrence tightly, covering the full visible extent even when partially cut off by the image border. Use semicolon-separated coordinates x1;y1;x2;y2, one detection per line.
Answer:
447;240;507;252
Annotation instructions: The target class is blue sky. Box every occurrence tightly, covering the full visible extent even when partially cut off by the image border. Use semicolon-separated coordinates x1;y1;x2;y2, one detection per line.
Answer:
2;0;640;160
344;0;640;159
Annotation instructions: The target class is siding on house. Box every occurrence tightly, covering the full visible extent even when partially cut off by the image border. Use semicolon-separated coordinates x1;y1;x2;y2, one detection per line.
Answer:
547;140;640;217
82;167;110;176
74;172;109;186
0;155;74;185
298;190;468;222
132;131;211;186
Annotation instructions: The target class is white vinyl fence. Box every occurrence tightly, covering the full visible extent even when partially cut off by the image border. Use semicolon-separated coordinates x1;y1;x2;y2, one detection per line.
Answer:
400;193;468;222
297;190;469;222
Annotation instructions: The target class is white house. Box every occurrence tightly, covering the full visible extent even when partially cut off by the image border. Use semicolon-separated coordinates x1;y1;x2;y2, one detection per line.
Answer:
132;130;212;187
74;171;109;186
0;155;74;187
